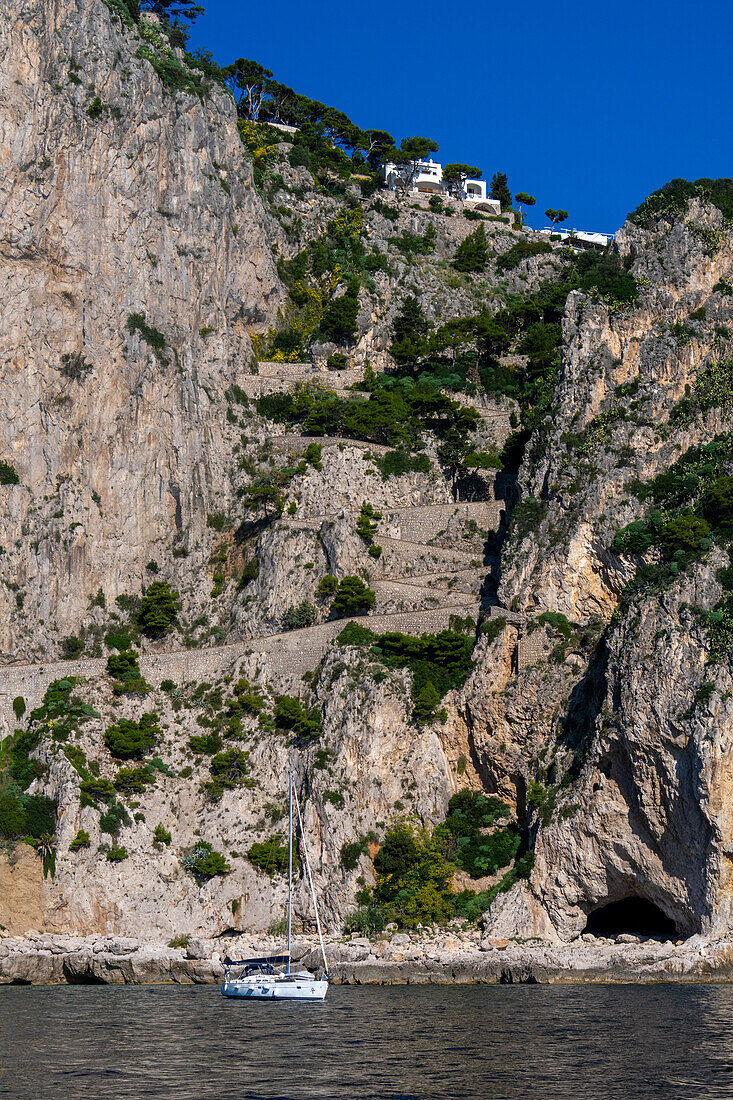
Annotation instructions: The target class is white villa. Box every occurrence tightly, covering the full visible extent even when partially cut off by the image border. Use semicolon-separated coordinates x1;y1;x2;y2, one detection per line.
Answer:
382;158;501;213
537;228;614;250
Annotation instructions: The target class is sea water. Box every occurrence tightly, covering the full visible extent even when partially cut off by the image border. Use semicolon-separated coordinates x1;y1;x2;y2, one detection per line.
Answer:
2;982;733;1099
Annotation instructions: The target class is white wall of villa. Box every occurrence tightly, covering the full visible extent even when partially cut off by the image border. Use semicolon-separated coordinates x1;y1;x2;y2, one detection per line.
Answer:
382;159;499;211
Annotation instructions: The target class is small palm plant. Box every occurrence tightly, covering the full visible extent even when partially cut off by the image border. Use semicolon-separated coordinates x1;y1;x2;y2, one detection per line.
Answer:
35;832;56;878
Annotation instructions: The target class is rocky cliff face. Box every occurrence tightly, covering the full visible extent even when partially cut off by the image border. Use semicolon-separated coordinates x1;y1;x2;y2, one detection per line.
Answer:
467;196;733;941
0;0;283;661
5;0;733;952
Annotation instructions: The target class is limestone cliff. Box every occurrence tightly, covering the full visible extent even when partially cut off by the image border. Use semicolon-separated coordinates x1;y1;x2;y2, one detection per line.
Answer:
0;0;283;661
6;0;733;955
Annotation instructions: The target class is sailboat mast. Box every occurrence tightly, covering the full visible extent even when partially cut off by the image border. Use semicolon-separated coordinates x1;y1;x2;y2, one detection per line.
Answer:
293;785;328;978
287;770;293;975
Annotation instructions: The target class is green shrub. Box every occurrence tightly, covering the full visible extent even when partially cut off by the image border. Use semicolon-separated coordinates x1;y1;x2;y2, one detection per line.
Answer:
0;793;56;840
106;845;128;862
239;556;259;588
512;498;546;538
393;223;436;258
138;581;180;638
282;601;317;630
304;442;323;468
453;224;488;272
182;844;228;880
629;178;733;228
440;790;519;877
106;648;142;682
183;840;230;880
207;512;228;531
188;731;223;755
153;823;172;845
0;461;19;485
127;312;167;358
80;777;115;805
343;906;386;934
205;748;251;799
86;96;105;118
114;765;154;795
69;829;91;851
329;575;376;617
340;839;368;871
100;799;131;835
274;695;322;741
319;292;359;343
12;696;26;720
479;616;507;643
104;713;159;759
496;240;552;271
336;621;378;646
247;833;299;876
376;449;431;480
316;574;338;599
61;635;84;659
356;501;381;544
288;145;311;169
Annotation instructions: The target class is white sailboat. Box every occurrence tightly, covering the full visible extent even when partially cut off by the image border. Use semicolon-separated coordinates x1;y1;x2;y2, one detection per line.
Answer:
221;772;329;1001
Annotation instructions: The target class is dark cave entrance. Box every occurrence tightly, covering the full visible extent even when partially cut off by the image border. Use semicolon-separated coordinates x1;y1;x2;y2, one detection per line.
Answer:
583;897;677;940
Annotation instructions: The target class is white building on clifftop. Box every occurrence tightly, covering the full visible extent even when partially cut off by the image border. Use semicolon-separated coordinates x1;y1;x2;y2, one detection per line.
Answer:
382;158;501;213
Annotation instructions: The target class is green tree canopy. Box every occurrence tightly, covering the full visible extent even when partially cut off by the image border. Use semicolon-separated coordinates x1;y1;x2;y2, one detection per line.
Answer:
453;224;489;273
329;575;376;617
244;479;284;519
442;163;482;200
138;582;179;639
362;129;395;169
490;171;512;210
545;208;569;231
390;296;429;367
223;58;273;120
386;136;439;194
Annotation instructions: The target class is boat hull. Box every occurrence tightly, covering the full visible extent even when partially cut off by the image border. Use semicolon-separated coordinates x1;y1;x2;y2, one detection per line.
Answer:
221;977;328;1001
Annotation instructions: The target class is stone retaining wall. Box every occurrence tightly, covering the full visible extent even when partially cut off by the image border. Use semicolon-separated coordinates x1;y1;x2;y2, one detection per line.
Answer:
0;606;476;732
380;501;504;543
266;435;391;457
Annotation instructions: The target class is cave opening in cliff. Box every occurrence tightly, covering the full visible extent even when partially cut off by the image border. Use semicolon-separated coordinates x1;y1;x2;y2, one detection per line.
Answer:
583;896;677;939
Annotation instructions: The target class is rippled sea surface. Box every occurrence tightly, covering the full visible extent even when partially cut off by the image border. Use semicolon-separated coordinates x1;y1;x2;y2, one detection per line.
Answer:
2;983;733;1099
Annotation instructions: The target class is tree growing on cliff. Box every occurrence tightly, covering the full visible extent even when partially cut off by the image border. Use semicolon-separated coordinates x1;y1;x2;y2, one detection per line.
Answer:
224;58;274;121
138;581;180;639
452;224;489;272
329;576;376;618
443;164;482;201
319;288;359;343
386;136;439;195
138;0;204;22
390;296;429;367
490;172;512;210
545;208;569;233
244;479;285;521
515;192;536;221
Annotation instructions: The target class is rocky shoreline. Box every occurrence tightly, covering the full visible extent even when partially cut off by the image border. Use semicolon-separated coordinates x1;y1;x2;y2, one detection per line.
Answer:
4;930;733;986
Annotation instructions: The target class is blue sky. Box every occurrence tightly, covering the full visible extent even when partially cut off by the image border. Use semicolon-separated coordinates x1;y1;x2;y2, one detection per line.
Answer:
189;0;732;232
